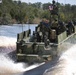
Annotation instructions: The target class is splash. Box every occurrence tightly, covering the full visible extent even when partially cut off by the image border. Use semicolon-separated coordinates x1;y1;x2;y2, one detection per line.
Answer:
0;36;16;54
0;55;27;75
0;36;26;75
0;36;45;75
0;54;45;75
57;42;73;56
44;44;76;75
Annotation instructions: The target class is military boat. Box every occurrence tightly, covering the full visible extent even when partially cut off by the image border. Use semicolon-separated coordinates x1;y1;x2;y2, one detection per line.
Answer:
16;0;76;64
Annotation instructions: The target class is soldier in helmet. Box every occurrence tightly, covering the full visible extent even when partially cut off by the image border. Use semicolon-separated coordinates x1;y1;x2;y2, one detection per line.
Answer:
49;0;58;15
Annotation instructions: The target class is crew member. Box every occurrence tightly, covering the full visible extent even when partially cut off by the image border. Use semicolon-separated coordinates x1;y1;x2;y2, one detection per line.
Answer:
67;20;74;34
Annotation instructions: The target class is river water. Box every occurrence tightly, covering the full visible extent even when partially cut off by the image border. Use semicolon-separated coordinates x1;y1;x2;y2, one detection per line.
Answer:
0;24;76;75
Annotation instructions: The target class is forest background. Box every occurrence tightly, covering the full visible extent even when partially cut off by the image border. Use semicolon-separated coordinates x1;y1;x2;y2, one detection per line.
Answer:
0;0;76;25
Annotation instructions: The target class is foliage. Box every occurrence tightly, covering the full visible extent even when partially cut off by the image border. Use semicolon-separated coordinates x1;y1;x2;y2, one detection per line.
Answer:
0;0;76;25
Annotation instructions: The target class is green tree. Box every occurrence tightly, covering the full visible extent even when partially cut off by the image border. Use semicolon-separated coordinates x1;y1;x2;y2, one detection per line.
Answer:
43;3;51;10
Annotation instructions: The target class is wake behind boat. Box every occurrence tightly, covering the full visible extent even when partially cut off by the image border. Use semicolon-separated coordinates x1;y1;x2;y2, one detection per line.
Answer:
16;0;76;64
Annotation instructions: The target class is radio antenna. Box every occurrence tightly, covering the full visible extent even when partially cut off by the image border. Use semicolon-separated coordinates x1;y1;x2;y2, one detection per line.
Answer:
28;0;30;30
18;0;23;32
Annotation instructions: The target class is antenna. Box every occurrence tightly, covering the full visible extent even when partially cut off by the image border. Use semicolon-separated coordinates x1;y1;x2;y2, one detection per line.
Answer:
56;0;59;22
18;0;23;32
28;0;30;30
22;22;23;32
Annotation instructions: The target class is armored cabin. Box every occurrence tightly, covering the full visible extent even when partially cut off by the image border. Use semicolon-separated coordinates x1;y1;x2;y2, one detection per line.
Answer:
16;0;76;63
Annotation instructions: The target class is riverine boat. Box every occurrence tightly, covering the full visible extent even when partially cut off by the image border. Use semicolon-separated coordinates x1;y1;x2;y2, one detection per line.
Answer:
16;0;76;64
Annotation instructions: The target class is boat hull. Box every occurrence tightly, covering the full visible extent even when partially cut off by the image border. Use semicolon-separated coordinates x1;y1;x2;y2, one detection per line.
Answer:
16;25;76;64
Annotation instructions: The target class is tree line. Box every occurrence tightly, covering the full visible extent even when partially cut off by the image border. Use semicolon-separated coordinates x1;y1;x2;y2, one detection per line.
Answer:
0;0;76;25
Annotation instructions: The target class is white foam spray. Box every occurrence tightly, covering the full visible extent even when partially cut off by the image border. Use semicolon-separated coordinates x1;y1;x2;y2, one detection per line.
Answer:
0;36;45;75
0;36;27;75
0;54;45;75
44;44;76;75
0;55;27;75
0;36;16;54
